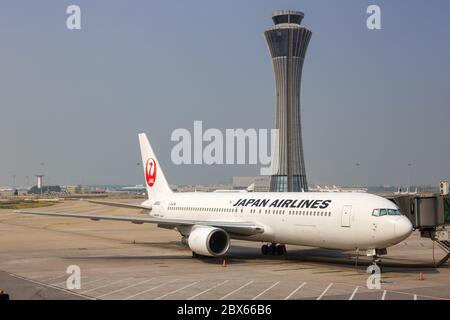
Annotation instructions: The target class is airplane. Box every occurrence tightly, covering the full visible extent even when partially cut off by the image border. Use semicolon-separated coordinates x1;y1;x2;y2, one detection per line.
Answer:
16;133;413;269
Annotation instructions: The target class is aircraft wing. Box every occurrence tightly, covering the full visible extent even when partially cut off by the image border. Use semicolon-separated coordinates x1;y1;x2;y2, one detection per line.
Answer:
15;210;264;236
86;199;151;210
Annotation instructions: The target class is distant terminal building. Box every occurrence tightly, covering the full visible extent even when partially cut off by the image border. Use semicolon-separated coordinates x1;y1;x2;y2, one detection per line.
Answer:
65;185;85;194
0;188;28;197
174;184;233;193
232;176;270;192
28;185;61;194
309;185;368;193
120;185;146;194
264;10;312;192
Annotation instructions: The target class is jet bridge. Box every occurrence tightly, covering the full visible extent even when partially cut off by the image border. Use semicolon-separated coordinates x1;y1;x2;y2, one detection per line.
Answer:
388;194;450;267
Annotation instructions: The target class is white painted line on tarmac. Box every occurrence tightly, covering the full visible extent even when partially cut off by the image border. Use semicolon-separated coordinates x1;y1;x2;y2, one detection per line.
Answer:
55;277;104;288
284;282;306;300
122;280;178;300
43;275;67;284
381;290;387;300
96;278;155;299
252;281;280;300
317;283;333;300
219;280;254;300
154;281;199;300
9;273;96;300
188;280;229;300
349;286;359;300
81;278;132;294
386;289;450;301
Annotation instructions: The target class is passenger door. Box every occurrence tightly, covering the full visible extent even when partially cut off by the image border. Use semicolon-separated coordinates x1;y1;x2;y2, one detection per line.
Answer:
341;205;352;227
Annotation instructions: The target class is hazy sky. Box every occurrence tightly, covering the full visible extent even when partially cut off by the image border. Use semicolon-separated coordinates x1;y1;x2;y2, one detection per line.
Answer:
1;0;450;187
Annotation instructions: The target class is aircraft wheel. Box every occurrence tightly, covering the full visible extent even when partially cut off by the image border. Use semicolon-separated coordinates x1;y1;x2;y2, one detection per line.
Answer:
261;244;269;255
269;243;277;255
276;244;286;256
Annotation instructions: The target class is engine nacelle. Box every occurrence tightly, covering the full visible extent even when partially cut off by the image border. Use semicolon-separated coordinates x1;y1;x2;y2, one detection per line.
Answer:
188;226;230;257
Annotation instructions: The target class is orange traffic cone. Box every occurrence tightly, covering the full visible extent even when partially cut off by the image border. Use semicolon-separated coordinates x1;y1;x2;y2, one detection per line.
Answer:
222;259;227;267
419;272;424;281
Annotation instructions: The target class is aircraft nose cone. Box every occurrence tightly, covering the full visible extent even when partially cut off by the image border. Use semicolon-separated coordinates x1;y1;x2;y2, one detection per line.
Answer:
395;217;413;240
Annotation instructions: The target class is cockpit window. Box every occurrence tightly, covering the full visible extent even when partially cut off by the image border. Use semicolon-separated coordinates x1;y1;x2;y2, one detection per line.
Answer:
372;208;401;216
388;209;401;216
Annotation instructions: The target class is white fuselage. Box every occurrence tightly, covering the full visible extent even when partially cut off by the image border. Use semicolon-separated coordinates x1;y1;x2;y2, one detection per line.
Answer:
142;192;413;251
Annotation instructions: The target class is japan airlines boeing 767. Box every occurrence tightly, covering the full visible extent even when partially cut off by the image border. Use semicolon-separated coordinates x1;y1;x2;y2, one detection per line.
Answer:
17;133;413;267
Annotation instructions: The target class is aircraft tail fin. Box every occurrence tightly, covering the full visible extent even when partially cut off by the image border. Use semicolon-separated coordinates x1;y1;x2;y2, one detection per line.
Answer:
138;133;172;199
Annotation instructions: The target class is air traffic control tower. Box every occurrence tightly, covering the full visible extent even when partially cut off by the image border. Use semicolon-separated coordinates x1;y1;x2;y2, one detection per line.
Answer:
265;10;312;192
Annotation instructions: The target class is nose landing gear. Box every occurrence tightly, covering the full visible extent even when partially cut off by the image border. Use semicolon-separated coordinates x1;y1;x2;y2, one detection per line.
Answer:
261;243;286;256
367;248;387;273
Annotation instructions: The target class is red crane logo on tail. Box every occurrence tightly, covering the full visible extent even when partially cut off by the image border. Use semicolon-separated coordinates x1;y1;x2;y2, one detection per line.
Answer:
145;158;157;187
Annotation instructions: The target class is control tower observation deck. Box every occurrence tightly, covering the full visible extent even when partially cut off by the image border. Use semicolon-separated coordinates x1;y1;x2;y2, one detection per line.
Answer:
264;10;312;192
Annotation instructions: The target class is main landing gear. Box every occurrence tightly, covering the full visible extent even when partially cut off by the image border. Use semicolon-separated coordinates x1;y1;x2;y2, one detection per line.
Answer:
261;243;286;256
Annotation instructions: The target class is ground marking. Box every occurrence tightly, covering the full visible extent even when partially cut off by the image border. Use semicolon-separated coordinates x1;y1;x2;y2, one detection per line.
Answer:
96;278;155;299
219;280;254;300
385;289;450;301
349;286;359;300
188;280;229;300
9;273;95;300
252;281;280;300
317;283;333;300
284;282;307;300
81;278;132;294
42;274;67;284
154;281;199;300
381;290;387;300
122;280;178;300
55;277;104;288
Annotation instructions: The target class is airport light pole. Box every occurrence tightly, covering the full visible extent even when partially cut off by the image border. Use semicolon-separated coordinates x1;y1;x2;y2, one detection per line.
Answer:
407;163;412;192
40;162;45;195
137;162;141;185
355;163;361;188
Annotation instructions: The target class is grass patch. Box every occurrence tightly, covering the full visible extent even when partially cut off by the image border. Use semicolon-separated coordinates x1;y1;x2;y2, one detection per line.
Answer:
0;201;57;210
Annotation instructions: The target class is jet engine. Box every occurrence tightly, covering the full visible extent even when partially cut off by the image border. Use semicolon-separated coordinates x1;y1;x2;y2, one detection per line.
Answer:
188;226;230;257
